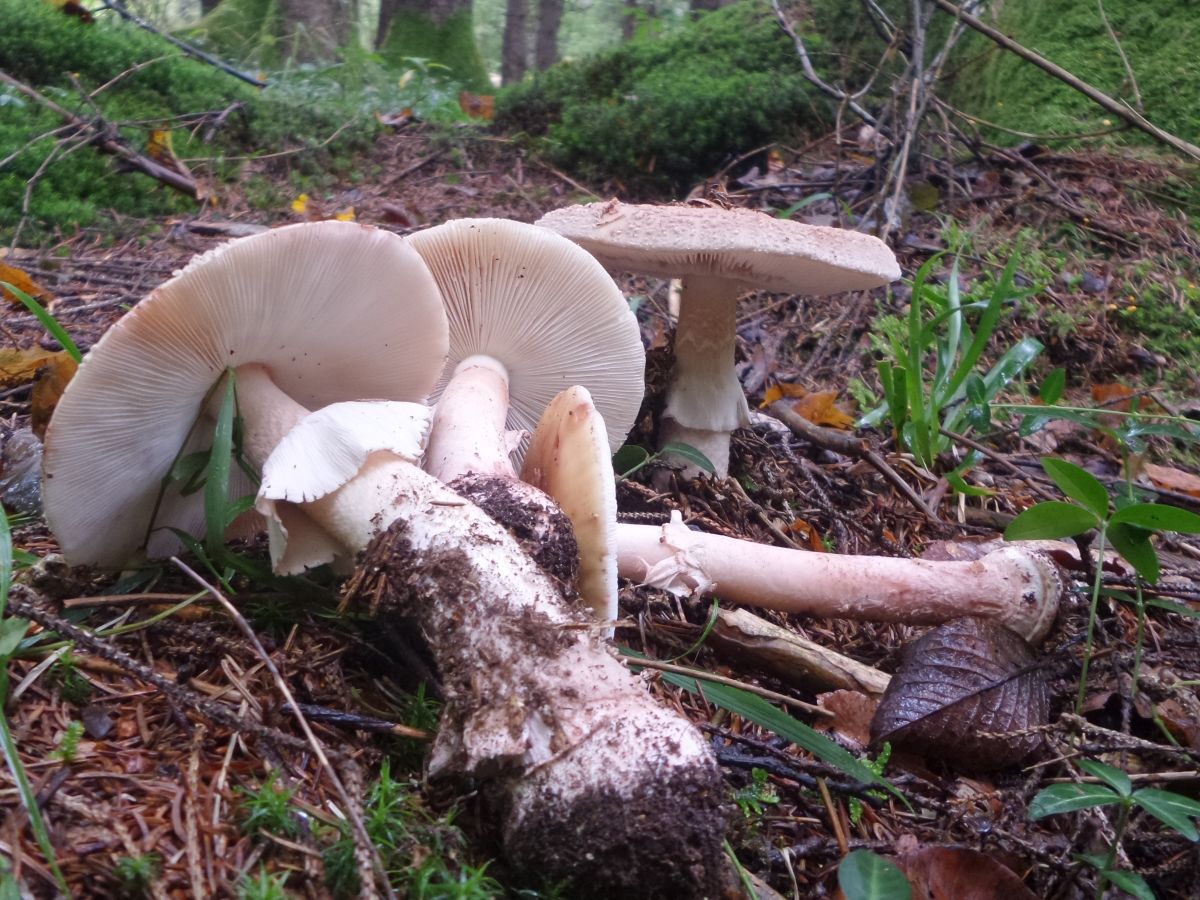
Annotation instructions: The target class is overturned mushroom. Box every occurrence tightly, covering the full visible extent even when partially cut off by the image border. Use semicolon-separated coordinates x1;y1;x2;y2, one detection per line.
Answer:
42;221;449;568
536;201;900;477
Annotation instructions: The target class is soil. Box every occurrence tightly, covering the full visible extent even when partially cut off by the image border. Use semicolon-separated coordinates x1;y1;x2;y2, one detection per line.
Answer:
3;123;1200;898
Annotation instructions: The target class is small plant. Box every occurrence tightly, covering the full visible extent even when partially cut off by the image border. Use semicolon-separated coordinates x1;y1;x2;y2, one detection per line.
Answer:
1030;758;1200;899
52;720;85;764
732;767;779;821
1005;457;1200;711
612;441;715;479
237;867;291;900
863;254;1042;480
237;770;301;839
112;853;160;898
838;848;912;900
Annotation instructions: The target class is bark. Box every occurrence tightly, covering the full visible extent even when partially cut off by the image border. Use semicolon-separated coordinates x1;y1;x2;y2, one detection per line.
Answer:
621;0;638;41
379;0;469;40
276;0;350;61
502;0;529;84
534;0;563;70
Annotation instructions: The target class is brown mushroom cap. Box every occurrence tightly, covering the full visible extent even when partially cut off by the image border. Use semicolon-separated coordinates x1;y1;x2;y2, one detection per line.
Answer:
536;201;901;293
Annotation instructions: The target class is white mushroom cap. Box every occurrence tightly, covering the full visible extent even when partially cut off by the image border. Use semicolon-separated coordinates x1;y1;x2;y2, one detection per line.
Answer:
521;386;618;626
409;218;645;461
535;200;901;291
43;221;448;567
257;400;433;574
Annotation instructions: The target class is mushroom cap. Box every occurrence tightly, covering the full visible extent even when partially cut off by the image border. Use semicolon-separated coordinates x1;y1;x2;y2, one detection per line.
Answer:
256;400;432;574
43;221;448;567
409;218;645;459
521;386;618;626
536;200;901;294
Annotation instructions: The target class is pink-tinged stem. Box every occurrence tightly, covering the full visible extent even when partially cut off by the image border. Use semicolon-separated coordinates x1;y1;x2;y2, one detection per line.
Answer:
425;355;517;482
616;515;1062;641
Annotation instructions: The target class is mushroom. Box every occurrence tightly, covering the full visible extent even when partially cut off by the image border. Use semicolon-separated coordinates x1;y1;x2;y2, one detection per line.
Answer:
41;221;449;568
518;387;1062;641
536;200;901;477
408;218;645;482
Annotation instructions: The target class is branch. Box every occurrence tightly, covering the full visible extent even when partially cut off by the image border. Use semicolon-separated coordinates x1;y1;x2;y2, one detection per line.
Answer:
100;0;267;89
929;0;1200;161
0;70;199;199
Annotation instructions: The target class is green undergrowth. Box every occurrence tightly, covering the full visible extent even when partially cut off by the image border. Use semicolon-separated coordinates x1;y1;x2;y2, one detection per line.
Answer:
495;0;832;193
0;0;466;241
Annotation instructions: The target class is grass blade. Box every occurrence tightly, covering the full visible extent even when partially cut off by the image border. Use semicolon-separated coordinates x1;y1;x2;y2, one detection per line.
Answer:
1;282;83;363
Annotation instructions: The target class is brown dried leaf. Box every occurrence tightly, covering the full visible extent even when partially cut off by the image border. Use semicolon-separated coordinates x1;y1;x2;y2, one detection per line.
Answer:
458;91;495;120
0;347;62;386
815;690;878;750
0;261;52;305
870;618;1049;770
897;847;1037;900
1144;462;1200;499
31;352;78;439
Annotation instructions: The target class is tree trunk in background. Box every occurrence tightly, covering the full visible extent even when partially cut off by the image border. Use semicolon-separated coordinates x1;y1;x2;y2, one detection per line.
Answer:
199;0;221;14
534;0;562;70
690;0;733;9
276;0;350;61
621;0;638;40
376;0;490;91
502;0;528;84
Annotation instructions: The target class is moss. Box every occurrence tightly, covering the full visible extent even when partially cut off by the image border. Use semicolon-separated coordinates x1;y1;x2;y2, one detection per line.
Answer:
189;0;286;68
948;0;1199;144
379;9;490;93
495;0;830;193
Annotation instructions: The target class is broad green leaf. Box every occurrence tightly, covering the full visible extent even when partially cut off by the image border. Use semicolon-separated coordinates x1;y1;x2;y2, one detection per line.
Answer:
1107;523;1160;584
1109;504;1200;534
1077;759;1132;797
168;450;211;496
1040;368;1066;403
838;850;912;900
1133;788;1200;841
1103;868;1157;900
0;618;29;659
1041;458;1110;519
660;441;716;475
1005;502;1099;540
1145;597;1200;620
1029;783;1120;818
612;444;650;478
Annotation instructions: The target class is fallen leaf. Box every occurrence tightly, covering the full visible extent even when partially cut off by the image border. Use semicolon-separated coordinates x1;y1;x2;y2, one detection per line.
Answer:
815;690;878;749
789;517;826;552
1090;382;1134;410
458;91;495;121
0;347;63;387
291;193;310;214
31;352;78;439
870;618;1050;770
897;846;1038;900
1144;462;1200;499
334;207;356;222
0;262;52;306
793;390;855;429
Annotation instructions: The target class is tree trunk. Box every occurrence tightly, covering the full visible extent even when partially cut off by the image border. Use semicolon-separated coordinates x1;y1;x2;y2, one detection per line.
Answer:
379;0;467;42
690;0;731;9
621;0;638;41
534;0;562;70
501;0;528;84
276;0;350;61
376;0;490;91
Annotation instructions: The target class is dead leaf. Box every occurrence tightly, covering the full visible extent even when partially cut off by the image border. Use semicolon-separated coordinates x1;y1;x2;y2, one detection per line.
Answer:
1090;382;1134;410
870;618;1050;770
334;207;356;222
815;690;878;749
0;262;52;306
31;353;78;439
458;92;495;121
291;193;311;215
897;846;1037;900
789;517;826;552
760;382;855;428
1144;462;1200;499
0;347;64;387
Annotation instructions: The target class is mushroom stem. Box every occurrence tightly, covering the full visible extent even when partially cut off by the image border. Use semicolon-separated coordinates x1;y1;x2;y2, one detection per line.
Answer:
345;469;729;898
425;355;518;483
616;514;1062;641
219;364;309;466
662;275;750;477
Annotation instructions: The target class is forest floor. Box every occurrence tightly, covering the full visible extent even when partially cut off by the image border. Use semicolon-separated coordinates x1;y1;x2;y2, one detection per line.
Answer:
3;123;1200;899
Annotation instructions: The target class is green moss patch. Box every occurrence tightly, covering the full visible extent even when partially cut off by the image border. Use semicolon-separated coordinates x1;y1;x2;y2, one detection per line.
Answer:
379;9;490;92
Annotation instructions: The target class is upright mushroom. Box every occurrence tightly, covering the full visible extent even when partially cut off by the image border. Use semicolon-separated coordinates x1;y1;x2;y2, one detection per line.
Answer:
42;221;449;569
409;218;645;482
536;201;901;477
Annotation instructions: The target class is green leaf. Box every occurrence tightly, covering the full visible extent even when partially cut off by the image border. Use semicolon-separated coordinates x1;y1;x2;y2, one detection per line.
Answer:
1109;504;1200;534
1040;368;1066;404
1;282;83;363
660;441;716;475
1107;523;1160;584
1077;759;1132;797
837;849;912;900
1133;788;1200;840
776;193;833;219
1041;458;1110;520
1029;783;1121;818
168;450;212;496
613;444;651;479
1144;596;1200;620
224;495;257;529
1005;501;1099;540
205;373;236;555
1103;868;1157;900
0;618;29;659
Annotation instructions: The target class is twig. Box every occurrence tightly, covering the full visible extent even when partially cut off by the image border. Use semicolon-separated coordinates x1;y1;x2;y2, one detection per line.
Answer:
1095;0;1141;111
628;655;833;718
99;0;267;88
766;400;944;523
170;558;392;900
928;0;1200;161
939;428;1059;502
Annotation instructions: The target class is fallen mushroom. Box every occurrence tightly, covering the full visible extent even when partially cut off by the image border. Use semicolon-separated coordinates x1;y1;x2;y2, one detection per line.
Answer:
41;220;449;568
536;201;901;477
409;217;646;480
619;512;1063;642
